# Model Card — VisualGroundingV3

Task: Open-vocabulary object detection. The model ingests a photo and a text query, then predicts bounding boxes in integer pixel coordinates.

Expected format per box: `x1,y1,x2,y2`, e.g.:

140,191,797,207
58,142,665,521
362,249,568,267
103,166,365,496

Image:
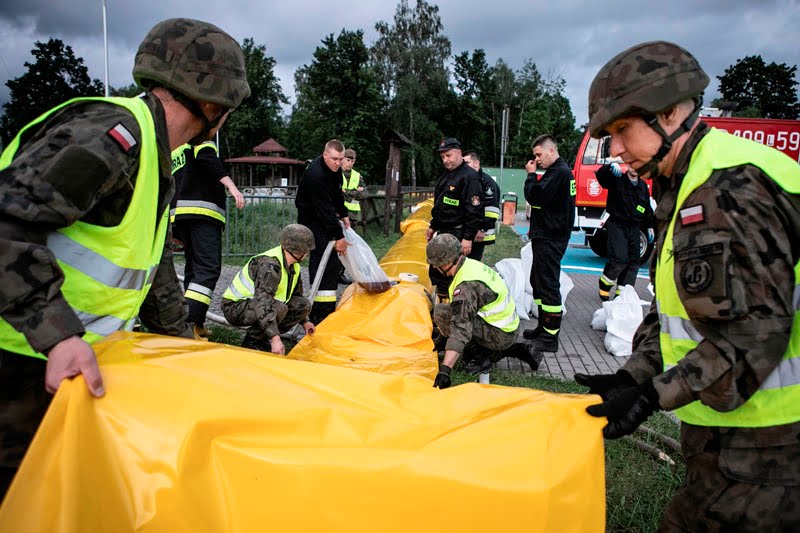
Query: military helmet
280,224,315,256
426,233,462,267
133,18,251,109
588,41,709,138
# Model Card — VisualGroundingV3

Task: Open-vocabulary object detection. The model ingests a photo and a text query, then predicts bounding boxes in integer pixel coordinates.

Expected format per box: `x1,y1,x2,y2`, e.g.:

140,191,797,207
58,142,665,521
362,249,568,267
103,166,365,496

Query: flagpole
102,0,109,96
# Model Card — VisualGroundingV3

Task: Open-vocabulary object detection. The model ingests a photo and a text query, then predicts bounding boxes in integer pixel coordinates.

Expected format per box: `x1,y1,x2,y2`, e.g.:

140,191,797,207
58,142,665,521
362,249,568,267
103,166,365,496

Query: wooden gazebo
225,138,307,193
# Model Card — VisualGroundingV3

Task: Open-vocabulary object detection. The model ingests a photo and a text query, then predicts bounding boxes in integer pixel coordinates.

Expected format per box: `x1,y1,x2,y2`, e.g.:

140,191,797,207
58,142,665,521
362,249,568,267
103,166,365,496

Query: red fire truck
572,115,800,262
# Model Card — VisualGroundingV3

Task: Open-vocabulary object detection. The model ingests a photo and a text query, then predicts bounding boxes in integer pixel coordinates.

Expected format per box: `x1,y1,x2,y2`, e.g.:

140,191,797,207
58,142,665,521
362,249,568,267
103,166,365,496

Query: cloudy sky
1,0,798,127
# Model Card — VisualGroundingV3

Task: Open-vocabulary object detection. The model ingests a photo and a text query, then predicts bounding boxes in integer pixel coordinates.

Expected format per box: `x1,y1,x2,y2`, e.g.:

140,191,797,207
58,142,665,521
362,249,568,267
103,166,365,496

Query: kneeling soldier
222,224,316,354
427,233,542,389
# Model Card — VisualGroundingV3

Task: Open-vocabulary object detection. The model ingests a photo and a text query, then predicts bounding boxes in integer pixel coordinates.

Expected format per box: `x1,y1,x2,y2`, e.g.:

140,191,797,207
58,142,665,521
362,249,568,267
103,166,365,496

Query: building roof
252,138,288,154
225,155,306,165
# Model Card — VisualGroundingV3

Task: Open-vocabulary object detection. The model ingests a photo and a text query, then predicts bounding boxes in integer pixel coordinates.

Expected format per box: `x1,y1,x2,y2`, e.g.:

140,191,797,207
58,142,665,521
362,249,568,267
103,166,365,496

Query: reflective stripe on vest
342,169,362,212
223,246,299,302
657,128,800,427
0,96,166,359
171,200,226,223
448,258,519,332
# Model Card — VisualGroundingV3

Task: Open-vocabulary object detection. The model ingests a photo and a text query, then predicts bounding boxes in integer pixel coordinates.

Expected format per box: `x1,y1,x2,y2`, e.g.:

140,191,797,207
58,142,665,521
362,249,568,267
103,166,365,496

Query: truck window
582,136,624,166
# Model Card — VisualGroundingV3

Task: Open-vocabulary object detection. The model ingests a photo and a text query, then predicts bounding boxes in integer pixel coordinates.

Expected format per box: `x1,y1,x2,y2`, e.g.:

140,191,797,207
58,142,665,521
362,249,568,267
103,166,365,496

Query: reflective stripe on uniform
47,232,149,291
185,283,213,305
659,313,705,343
76,311,127,338
173,200,226,223
314,290,337,303
484,206,501,219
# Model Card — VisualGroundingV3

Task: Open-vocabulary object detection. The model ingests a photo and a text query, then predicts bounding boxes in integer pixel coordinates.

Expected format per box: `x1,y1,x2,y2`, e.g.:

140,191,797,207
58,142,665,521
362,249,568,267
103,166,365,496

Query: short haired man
595,162,654,301
222,224,317,355
522,135,576,352
426,137,485,301
295,139,351,324
341,148,367,224
463,150,501,261
0,18,250,497
427,233,542,389
575,41,800,531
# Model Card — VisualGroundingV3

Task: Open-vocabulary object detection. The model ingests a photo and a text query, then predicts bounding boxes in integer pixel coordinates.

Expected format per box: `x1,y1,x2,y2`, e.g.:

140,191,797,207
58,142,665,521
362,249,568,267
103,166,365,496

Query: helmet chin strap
636,99,701,178
168,88,228,145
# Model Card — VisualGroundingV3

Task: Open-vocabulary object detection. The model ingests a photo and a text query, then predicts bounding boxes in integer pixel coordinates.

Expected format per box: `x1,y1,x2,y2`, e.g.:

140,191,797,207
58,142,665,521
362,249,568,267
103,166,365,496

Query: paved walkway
179,223,652,382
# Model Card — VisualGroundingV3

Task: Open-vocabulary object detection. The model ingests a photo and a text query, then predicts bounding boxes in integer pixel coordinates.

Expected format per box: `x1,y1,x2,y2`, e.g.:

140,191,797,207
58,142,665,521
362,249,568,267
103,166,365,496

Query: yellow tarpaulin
287,280,438,380
0,333,606,532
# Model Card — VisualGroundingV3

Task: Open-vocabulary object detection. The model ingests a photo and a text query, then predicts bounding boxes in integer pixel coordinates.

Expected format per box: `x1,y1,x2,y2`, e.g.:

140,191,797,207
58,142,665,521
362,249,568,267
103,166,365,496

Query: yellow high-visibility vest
449,258,519,332
342,169,362,212
223,246,300,302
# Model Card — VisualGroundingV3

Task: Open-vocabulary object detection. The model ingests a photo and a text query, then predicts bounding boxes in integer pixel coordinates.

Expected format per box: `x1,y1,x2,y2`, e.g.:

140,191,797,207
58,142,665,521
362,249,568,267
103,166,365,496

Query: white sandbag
495,258,533,320
602,285,644,356
591,308,607,331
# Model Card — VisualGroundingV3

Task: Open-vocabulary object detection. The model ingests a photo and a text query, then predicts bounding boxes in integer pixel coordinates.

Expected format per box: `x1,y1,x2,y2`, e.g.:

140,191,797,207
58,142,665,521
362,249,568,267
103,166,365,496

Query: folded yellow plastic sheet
0,333,606,532
287,281,438,380
380,200,434,290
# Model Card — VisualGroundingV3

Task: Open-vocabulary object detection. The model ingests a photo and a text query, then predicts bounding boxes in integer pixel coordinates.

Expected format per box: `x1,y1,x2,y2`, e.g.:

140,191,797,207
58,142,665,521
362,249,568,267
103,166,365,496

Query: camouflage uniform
622,121,800,531
0,94,191,494
433,281,518,364
221,256,311,342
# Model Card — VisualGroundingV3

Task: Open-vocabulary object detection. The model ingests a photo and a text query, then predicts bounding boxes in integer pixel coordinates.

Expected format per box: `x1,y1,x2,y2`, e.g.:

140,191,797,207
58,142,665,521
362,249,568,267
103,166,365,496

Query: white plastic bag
339,227,392,293
495,258,532,320
519,243,573,317
590,308,607,331
602,285,644,356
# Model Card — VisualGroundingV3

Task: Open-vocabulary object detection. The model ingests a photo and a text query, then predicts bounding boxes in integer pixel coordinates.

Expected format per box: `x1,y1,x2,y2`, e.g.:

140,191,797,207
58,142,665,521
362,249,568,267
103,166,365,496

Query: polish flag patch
107,123,137,152
680,205,704,226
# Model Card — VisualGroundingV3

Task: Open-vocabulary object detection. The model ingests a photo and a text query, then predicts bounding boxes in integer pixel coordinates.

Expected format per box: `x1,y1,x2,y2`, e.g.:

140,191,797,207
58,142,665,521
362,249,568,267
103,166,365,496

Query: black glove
433,364,452,389
585,380,660,439
574,370,636,399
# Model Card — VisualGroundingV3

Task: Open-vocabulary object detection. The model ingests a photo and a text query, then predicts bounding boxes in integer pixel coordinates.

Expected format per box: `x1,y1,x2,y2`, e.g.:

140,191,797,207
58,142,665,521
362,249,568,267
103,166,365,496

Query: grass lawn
209,219,684,533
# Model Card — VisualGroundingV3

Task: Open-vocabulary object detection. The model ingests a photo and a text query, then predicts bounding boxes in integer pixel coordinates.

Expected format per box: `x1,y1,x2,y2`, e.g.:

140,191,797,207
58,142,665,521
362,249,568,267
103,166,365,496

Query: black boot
504,342,543,372
522,305,544,340
532,311,562,353
241,332,268,351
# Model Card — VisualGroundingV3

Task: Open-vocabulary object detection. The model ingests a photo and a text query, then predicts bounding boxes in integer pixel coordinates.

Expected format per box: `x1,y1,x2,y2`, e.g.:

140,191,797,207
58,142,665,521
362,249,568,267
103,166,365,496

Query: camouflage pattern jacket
625,122,800,456
245,255,304,339
445,279,503,355
0,93,189,354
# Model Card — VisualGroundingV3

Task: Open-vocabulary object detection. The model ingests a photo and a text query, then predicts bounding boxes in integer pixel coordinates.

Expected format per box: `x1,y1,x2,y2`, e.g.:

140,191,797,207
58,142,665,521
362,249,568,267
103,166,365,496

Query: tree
1,38,103,143
450,49,495,164
372,0,452,187
219,38,287,159
110,83,145,98
285,30,386,179
716,55,799,119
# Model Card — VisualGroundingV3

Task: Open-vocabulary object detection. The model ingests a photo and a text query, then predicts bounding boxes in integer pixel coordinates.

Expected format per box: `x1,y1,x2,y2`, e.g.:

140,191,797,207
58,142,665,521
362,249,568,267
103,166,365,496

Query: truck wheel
639,230,654,265
588,230,608,258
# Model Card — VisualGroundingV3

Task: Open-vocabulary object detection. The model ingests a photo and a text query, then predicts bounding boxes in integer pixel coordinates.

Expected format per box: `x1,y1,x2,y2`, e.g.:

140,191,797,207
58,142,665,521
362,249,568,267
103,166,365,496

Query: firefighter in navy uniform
170,139,244,339
426,234,542,389
425,138,485,302
596,162,655,301
463,150,501,261
222,224,316,354
0,18,250,498
295,139,350,324
522,134,576,353
575,41,800,531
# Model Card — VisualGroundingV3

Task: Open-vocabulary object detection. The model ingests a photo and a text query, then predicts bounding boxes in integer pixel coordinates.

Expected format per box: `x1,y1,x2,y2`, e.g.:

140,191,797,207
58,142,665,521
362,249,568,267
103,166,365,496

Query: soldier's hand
303,321,316,336
585,381,659,439
335,237,351,256
461,239,472,256
269,335,286,356
574,370,636,399
46,336,105,397
433,364,452,389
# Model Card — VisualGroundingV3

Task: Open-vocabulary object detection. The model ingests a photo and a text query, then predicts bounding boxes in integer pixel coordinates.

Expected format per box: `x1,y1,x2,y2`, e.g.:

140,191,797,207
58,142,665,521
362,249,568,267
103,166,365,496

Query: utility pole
102,0,109,96
498,105,509,193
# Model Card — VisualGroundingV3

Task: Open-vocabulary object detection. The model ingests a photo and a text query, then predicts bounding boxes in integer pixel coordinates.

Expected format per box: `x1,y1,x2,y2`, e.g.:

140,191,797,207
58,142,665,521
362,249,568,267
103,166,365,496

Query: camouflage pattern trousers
221,295,311,340
433,303,518,363
659,424,800,532
0,351,50,500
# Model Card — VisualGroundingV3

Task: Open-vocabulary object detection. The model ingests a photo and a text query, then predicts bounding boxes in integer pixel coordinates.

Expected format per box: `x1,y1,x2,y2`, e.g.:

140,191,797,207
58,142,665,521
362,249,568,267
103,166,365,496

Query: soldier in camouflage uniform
0,18,250,498
426,234,542,389
574,41,800,531
222,224,316,355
